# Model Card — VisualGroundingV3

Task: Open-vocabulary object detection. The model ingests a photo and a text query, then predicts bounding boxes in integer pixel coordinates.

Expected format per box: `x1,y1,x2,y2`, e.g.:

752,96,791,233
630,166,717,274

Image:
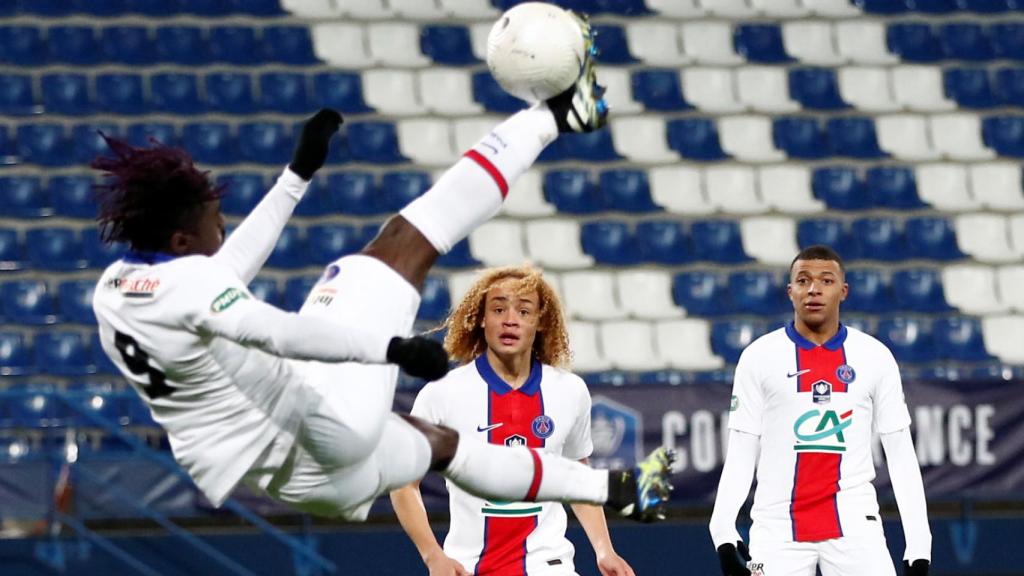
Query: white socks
443,436,608,505
399,104,558,254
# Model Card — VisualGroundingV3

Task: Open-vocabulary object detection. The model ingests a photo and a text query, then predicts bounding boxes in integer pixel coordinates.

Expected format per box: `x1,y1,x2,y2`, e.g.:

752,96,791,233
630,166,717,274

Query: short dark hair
91,133,224,252
789,245,845,276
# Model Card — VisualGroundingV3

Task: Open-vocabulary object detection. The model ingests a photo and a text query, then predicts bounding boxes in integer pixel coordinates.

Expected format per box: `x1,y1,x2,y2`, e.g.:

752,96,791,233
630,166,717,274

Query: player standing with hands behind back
710,246,931,576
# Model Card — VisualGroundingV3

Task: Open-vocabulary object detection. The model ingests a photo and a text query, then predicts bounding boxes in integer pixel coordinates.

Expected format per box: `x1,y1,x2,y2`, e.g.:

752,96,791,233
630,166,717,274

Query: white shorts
749,520,897,576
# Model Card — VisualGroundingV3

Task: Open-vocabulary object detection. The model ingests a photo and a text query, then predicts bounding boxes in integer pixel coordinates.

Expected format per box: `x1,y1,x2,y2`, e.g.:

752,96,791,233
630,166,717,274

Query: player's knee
398,413,458,471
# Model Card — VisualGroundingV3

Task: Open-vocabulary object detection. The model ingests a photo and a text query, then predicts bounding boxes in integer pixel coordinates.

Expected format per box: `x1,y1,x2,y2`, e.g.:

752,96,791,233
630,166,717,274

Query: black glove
904,559,929,576
289,108,343,180
386,336,449,381
717,541,752,576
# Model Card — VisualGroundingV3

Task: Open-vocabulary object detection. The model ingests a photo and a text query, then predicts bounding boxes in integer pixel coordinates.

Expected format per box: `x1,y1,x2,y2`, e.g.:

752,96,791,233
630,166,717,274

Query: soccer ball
486,2,585,103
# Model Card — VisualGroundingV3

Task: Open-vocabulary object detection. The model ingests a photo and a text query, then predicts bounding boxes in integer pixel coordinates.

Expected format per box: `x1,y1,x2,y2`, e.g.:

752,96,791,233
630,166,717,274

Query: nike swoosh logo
477,423,504,433
787,369,811,378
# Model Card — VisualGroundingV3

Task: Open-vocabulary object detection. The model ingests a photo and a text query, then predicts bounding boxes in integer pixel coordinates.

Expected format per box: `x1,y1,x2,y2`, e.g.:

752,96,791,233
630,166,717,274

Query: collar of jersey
474,354,542,396
785,321,847,351
123,250,180,265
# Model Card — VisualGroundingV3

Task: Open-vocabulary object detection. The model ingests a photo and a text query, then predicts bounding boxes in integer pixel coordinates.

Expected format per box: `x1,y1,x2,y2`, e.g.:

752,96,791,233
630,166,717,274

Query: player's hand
387,336,450,381
596,550,636,576
717,541,752,576
424,551,470,576
290,108,344,180
903,559,929,576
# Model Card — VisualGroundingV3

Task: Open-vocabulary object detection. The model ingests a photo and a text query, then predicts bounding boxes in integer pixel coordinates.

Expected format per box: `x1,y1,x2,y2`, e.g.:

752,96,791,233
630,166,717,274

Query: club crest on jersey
210,287,249,312
531,415,554,439
320,264,340,283
812,380,831,404
504,434,527,447
836,364,856,384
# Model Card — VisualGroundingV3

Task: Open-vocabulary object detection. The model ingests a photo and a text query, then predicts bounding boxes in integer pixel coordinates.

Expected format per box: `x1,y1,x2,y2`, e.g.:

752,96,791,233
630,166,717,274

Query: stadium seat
238,122,292,165
325,172,380,216
836,22,899,65
589,24,636,64
283,276,318,311
933,317,991,362
182,122,235,165
625,22,687,67
789,68,847,110
420,25,477,66
51,175,95,219
310,72,372,115
729,271,787,315
931,113,995,160
681,22,744,65
960,0,1013,11
759,166,824,214
470,221,526,266
217,173,264,216
783,22,843,66
148,73,201,114
600,321,659,370
914,0,957,11
390,0,445,17
436,238,479,269
681,68,744,113
101,26,154,65
291,176,333,217
26,228,86,271
867,166,925,209
692,221,750,263
855,0,909,13
264,225,305,269
734,24,792,64
503,170,555,218
368,23,432,67
567,321,611,372
471,71,528,113
1009,214,1024,257
719,116,786,162
995,67,1024,107
48,25,100,65
0,332,33,376
982,315,1024,364
580,221,639,265
312,22,374,68
905,217,964,260
380,171,431,212
827,117,887,159
877,317,934,363
35,332,93,377
852,218,905,261
72,123,119,164
706,166,767,215
417,276,450,322
16,124,72,166
209,26,260,65
887,23,943,63
797,218,854,256
0,26,47,67
306,224,362,266
843,268,891,313
95,73,146,115
916,164,978,211
0,228,22,271
940,23,994,61
0,73,33,116
997,265,1024,311
876,115,938,161
751,0,807,15
41,73,90,116
943,264,1004,314
156,26,207,65
204,73,255,114
711,320,765,364
636,220,691,265
561,271,626,321
945,68,996,109
544,170,603,214
631,69,690,111
561,130,621,162
955,213,1018,263
773,117,829,160
346,122,406,164
969,163,1024,210
813,167,871,211
617,270,683,319
657,319,725,370
704,0,757,16
0,176,49,217
741,217,800,265
58,280,96,325
262,26,318,64
609,117,679,164
418,69,483,116
992,24,1024,61
259,72,309,114
600,68,643,115
600,170,658,213
982,116,1024,158
2,280,59,325
892,268,950,313
126,122,176,148
82,229,124,269
525,220,593,269
667,118,728,161
839,67,899,112
892,66,956,112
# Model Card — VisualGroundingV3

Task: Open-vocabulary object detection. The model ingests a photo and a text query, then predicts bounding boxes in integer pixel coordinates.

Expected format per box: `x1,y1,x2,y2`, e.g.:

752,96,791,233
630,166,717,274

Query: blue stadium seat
544,170,603,214
421,25,478,66
283,276,318,311
326,172,380,216
734,24,792,64
26,228,86,271
292,177,333,217
238,122,292,166
887,23,943,63
593,24,637,64
248,277,280,307
866,166,924,209
673,271,733,316
914,0,957,12
844,268,891,313
2,280,59,325
562,131,621,161
0,74,33,115
712,320,767,363
905,217,964,260
812,167,871,210
227,0,286,16
472,71,529,113
944,68,996,109
82,229,124,269
58,280,96,325
789,68,848,110
729,271,787,315
35,332,93,376
313,72,373,114
205,73,255,114
0,175,49,217
264,225,305,269
381,171,431,212
601,170,658,213
126,122,177,147
892,268,950,312
592,0,650,14
854,0,909,13
95,73,147,115
72,123,120,164
0,228,23,271
581,220,639,265
306,224,362,265
773,117,830,160
637,220,691,265
124,0,175,15
346,122,406,164
47,25,101,65
852,218,905,261
961,0,1013,11
156,26,207,65
995,67,1024,106
64,381,127,429
941,23,995,61
76,0,125,16
259,72,309,114
209,26,260,65
51,175,96,219
182,122,236,165
826,118,886,159
0,26,47,67
992,23,1024,60
933,317,990,362
218,173,265,216
982,116,1024,157
691,220,750,263
0,332,33,376
9,383,69,427
100,26,154,65
667,119,728,161
151,73,203,114
418,276,451,322
262,26,318,64
16,124,72,166
877,317,934,363
41,73,91,115
177,0,231,15
632,69,690,111
797,218,854,256
89,333,117,377
436,238,479,268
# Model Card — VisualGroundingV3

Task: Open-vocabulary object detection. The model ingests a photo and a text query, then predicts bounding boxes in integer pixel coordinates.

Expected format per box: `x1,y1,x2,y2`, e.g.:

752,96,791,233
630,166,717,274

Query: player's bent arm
709,429,760,548
881,427,932,563
390,482,465,574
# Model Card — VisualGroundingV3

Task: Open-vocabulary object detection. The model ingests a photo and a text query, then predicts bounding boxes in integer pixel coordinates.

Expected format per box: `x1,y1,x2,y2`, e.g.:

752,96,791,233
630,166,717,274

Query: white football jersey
728,323,911,543
412,356,594,575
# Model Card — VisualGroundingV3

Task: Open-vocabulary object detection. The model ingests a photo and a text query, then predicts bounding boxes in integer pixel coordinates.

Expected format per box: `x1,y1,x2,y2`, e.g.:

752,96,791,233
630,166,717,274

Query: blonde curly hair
443,264,571,369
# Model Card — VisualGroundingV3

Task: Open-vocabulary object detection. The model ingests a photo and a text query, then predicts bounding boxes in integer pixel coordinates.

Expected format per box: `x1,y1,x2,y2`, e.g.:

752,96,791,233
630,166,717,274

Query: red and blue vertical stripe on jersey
786,322,848,542
474,355,545,576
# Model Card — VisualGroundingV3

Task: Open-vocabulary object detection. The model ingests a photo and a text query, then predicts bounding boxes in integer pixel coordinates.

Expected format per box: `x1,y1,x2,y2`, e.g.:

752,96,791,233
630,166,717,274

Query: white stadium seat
525,220,593,270
568,321,612,372
626,21,688,66
838,67,899,112
282,0,342,17
601,321,662,371
655,319,725,371
969,163,1024,211
804,0,862,16
753,0,808,17
930,114,996,161
362,69,424,115
718,116,786,163
311,23,373,68
891,66,956,112
469,220,527,266
681,22,744,65
706,0,758,17
439,0,499,18
836,22,899,64
997,265,1024,312
736,67,800,113
759,165,825,214
561,271,626,321
741,217,800,265
397,119,456,166
649,166,715,215
682,68,744,113
876,115,939,161
368,23,431,67
469,22,491,61
783,21,843,65
389,0,446,18
500,170,556,218
616,270,684,320
646,0,703,18
706,165,768,214
609,116,679,163
915,164,981,211
1011,214,1024,257
941,264,1005,315
418,69,483,116
336,0,392,18
954,213,1019,263
600,68,643,114
453,116,500,154
981,315,1024,364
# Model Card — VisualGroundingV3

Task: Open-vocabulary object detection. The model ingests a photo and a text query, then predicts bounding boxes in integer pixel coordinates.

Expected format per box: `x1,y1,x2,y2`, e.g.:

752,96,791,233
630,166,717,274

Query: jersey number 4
114,331,174,400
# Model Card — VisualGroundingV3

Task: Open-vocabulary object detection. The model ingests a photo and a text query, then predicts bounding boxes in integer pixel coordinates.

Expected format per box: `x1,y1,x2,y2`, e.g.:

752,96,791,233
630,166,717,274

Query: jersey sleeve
410,381,445,426
562,375,594,461
728,345,764,436
873,344,912,434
